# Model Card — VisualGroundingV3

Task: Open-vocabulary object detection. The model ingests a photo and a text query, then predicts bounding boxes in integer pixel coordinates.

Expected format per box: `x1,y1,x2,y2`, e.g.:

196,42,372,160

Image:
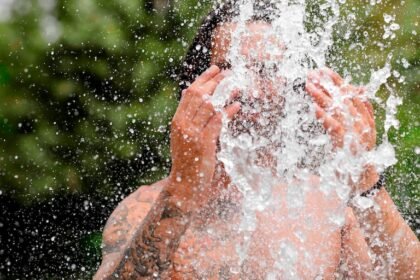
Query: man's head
179,0,328,173
178,0,278,94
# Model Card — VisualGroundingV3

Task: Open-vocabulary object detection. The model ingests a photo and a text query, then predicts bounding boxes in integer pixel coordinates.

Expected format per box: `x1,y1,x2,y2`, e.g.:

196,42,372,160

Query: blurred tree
0,0,213,202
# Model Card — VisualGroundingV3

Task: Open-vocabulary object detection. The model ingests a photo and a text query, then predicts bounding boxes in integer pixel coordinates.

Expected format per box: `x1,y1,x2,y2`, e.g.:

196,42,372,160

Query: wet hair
177,0,277,98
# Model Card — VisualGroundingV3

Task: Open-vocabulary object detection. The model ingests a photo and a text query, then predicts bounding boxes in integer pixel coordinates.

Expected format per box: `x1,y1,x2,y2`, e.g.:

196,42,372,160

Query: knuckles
185,86,201,97
201,101,215,111
170,118,183,131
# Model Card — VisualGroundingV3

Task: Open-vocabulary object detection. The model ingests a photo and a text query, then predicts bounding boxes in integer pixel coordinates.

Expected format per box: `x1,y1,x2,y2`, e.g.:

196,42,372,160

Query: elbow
93,225,125,280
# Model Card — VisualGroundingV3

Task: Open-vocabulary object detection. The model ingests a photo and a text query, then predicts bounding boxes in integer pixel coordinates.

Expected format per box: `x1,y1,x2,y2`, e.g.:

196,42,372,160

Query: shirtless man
95,2,419,279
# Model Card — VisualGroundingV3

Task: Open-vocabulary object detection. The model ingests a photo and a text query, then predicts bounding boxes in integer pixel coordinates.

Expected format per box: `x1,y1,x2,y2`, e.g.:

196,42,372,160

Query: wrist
165,175,194,214
349,171,384,211
360,173,385,198
353,164,379,194
371,188,403,237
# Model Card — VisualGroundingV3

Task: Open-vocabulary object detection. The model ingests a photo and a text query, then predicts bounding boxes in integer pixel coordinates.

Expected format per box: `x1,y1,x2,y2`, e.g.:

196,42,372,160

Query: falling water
204,0,401,278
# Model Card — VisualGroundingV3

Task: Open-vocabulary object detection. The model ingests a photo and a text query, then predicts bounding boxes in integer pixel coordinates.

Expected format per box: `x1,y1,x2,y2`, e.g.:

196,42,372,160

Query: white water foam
206,0,399,277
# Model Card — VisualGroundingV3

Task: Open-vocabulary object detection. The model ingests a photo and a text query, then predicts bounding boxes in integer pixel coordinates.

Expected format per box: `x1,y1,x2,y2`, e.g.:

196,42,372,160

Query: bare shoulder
94,179,169,280
102,179,168,252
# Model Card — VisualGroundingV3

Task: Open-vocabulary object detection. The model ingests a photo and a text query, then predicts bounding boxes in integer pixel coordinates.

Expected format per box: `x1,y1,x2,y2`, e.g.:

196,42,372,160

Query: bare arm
306,68,419,278
352,188,420,278
95,66,240,279
94,179,189,280
341,207,373,279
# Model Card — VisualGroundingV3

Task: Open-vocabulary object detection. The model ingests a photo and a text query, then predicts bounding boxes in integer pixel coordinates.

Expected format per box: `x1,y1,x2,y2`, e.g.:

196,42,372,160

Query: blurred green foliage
0,0,418,278
0,0,212,203
329,0,419,217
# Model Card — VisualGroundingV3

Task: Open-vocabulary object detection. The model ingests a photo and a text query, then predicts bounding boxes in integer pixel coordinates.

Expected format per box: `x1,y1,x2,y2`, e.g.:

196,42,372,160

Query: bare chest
171,192,343,279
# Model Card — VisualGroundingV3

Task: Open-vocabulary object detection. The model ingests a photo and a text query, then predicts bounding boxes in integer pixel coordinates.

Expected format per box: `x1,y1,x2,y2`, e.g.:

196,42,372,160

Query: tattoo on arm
99,188,190,279
102,204,131,255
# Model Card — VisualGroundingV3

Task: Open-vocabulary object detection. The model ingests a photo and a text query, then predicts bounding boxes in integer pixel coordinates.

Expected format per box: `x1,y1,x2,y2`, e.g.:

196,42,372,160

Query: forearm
352,188,420,278
109,195,189,279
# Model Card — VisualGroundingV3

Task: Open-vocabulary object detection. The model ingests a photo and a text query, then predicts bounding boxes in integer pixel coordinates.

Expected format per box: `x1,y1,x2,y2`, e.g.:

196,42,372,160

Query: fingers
184,92,208,120
201,113,223,157
350,85,376,131
308,68,377,151
344,96,375,140
224,102,241,119
203,70,231,94
174,90,191,116
192,101,215,129
179,91,240,142
202,102,241,143
178,65,221,114
308,69,347,101
352,97,374,128
316,100,375,151
346,85,375,123
306,82,332,108
315,105,344,148
353,98,376,149
227,88,241,104
192,65,220,86
182,69,230,121
307,71,372,123
315,104,343,134
363,101,374,119
320,68,343,86
343,98,359,117
307,68,343,89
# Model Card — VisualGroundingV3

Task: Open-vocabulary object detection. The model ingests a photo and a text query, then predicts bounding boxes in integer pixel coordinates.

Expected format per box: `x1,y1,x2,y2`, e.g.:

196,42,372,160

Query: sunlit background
0,0,418,278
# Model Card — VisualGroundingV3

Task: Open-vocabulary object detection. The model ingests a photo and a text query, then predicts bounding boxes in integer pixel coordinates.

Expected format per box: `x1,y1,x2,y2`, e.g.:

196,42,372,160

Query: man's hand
306,68,376,151
167,65,240,213
305,68,378,193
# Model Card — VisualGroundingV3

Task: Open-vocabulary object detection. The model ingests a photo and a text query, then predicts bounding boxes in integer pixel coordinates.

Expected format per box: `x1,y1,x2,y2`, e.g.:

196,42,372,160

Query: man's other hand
167,65,240,213
305,68,378,193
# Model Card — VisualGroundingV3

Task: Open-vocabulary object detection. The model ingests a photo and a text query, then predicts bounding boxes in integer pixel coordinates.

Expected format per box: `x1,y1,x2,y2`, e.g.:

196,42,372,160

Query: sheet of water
205,0,400,278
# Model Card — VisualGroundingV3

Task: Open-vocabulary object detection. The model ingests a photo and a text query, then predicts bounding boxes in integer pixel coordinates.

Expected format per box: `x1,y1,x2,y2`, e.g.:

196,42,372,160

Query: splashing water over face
206,0,398,277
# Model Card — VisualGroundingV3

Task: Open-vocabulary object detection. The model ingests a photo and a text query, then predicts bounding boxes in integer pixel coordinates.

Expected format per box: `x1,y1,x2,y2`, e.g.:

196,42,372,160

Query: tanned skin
94,66,241,279
95,23,419,279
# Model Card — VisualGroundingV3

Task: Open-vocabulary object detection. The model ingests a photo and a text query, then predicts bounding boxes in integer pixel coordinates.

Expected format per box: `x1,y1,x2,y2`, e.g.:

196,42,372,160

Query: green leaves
0,64,11,85
0,0,212,203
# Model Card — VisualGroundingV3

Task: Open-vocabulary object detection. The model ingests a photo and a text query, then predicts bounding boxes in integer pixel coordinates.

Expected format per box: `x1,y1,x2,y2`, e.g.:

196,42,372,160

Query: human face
211,21,285,77
210,21,288,107
209,22,327,173
210,22,287,136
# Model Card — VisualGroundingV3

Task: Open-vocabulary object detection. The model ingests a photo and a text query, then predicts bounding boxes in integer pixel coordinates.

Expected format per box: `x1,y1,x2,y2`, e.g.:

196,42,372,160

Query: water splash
208,0,399,277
